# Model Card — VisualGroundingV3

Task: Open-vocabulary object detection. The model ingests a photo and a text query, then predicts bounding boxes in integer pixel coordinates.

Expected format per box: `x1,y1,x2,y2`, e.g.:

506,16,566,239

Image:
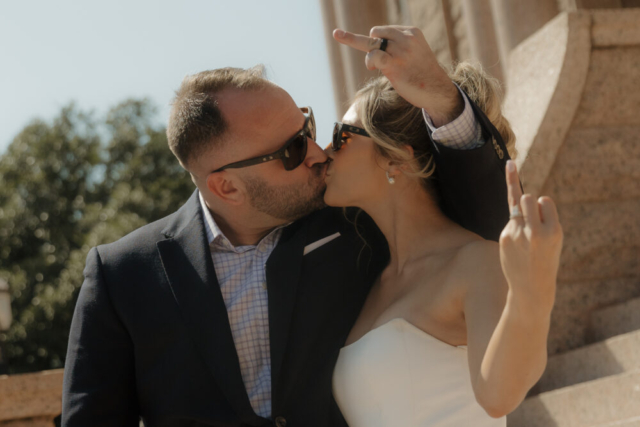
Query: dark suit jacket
61,99,511,427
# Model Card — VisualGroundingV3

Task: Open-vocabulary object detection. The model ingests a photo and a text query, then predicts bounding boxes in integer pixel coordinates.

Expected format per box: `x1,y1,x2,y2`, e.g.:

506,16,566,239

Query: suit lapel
266,219,309,392
156,191,264,425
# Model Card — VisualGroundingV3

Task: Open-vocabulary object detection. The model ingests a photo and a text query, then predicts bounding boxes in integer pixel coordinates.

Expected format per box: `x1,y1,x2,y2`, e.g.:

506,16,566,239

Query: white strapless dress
333,318,506,427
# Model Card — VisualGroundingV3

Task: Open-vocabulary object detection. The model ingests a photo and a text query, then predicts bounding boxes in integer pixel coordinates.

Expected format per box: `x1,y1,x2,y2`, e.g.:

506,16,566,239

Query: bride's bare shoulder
458,238,499,259
450,238,503,286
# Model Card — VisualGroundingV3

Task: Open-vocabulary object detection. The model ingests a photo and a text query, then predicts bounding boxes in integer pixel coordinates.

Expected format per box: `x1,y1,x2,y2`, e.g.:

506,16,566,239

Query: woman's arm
462,161,563,418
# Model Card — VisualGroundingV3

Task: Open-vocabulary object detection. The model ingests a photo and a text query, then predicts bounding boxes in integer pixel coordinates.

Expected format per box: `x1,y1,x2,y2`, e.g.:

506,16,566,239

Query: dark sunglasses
211,106,316,173
331,122,370,152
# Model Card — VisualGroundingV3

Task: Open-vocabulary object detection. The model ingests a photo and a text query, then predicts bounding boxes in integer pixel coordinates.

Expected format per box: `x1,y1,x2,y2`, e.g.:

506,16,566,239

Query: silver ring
510,205,524,219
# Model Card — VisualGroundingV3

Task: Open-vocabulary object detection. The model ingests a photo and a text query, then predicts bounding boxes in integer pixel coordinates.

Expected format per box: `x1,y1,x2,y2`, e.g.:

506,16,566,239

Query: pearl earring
386,171,395,185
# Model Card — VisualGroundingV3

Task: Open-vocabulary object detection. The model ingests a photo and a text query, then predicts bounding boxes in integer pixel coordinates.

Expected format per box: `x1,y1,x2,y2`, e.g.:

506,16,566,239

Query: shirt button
274,416,287,427
261,281,267,290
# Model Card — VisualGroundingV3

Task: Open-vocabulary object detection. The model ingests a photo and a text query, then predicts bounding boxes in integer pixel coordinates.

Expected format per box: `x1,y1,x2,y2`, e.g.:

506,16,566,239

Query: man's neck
211,210,280,246
199,190,285,246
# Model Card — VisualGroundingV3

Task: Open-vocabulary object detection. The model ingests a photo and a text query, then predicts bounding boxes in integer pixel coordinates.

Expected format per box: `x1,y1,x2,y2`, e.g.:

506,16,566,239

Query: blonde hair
353,61,516,189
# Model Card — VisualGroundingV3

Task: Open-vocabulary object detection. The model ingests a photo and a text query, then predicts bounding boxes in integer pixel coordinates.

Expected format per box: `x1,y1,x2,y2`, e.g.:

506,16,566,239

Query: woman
327,27,563,426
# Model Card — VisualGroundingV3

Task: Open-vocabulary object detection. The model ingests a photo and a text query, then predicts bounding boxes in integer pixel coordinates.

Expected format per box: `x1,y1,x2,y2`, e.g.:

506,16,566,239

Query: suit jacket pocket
302,234,343,269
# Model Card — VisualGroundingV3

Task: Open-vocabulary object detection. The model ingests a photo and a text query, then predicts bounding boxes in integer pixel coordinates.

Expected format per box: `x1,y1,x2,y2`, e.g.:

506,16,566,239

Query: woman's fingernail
507,160,515,172
335,29,345,38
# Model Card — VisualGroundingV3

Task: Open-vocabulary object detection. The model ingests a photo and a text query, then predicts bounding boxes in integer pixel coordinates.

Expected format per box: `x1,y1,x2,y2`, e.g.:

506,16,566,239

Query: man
62,27,511,426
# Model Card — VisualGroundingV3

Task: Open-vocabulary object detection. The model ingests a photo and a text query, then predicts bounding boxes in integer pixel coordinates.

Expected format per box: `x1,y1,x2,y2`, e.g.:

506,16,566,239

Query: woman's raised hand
333,26,463,126
499,160,563,313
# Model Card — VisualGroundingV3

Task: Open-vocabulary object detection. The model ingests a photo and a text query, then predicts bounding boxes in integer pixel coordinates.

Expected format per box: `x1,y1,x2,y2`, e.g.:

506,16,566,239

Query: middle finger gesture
333,25,462,126
499,160,563,311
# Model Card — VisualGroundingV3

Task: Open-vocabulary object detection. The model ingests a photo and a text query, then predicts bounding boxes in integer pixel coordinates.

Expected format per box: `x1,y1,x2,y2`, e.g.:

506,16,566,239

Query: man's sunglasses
212,106,316,173
330,122,370,152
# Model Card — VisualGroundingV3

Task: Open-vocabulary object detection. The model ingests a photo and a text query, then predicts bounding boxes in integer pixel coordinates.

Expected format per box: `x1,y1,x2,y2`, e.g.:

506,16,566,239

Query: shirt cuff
422,85,484,151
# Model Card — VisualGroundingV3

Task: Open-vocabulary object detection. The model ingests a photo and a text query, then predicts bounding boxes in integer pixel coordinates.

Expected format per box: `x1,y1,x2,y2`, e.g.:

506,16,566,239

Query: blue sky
0,0,337,153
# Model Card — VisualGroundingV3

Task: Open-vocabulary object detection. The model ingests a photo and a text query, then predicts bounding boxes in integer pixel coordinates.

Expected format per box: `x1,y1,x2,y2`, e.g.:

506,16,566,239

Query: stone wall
0,370,62,426
500,8,640,355
539,11,640,354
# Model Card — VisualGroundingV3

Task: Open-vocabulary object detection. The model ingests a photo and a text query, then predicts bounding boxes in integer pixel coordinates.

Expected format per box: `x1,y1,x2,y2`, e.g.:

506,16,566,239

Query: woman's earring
386,171,396,185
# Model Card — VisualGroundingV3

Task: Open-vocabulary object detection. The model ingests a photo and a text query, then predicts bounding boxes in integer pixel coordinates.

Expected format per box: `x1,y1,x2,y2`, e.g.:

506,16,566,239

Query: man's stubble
243,163,327,222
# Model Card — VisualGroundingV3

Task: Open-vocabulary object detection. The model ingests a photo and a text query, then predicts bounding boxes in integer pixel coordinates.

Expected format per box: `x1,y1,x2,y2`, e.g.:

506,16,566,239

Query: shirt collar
199,191,226,245
198,191,290,252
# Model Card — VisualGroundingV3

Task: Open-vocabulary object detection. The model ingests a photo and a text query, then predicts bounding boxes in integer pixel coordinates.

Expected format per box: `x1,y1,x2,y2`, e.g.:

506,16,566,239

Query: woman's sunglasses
212,106,316,173
331,122,370,152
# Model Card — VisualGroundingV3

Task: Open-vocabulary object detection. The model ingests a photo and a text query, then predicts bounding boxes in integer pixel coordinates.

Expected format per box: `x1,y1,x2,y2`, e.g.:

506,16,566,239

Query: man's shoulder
96,190,200,259
302,206,345,226
96,211,180,261
299,207,387,275
302,206,379,239
449,238,502,291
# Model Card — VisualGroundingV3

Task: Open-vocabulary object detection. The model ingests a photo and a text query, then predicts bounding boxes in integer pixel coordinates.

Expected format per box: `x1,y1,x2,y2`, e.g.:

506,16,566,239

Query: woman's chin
323,195,339,207
323,189,344,208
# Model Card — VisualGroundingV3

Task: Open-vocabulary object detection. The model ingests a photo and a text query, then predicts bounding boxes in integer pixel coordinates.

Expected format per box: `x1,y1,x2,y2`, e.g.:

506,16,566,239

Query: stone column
461,0,504,82
558,0,629,10
319,0,349,117
489,0,559,77
325,0,389,116
576,0,623,8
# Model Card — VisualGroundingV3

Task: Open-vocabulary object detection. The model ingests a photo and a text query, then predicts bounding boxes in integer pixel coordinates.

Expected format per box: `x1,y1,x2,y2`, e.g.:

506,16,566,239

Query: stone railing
0,370,63,426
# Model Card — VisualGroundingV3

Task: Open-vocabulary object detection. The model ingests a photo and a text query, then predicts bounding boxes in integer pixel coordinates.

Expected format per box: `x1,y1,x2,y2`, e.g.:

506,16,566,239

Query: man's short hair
167,65,273,167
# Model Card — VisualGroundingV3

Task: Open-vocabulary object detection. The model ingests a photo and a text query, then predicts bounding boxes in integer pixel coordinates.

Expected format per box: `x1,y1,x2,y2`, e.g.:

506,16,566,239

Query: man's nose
304,138,328,167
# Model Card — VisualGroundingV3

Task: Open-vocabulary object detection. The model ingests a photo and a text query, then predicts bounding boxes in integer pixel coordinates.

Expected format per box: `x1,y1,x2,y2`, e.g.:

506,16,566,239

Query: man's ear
206,172,245,206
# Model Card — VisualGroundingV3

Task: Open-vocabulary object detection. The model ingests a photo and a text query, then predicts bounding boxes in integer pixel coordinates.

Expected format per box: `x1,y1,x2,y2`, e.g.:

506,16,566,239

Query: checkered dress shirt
423,84,484,151
197,90,483,419
199,192,287,418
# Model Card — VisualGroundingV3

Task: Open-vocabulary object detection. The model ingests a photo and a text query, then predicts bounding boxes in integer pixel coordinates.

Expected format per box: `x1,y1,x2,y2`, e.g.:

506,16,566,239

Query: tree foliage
0,99,194,373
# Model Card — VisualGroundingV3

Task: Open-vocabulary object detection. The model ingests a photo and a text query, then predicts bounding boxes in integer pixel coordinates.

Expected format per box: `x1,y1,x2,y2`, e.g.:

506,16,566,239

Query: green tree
0,99,194,374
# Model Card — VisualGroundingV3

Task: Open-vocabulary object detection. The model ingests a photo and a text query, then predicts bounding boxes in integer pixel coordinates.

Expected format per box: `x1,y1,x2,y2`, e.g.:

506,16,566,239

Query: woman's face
324,103,388,208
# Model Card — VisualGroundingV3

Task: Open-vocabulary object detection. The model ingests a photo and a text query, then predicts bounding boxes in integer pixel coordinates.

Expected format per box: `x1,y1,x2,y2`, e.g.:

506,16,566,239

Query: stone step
533,328,640,394
591,297,640,341
548,277,640,355
507,369,640,427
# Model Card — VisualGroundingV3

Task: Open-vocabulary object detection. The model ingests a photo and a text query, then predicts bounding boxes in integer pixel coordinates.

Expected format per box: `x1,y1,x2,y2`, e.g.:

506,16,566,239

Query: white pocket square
303,232,341,255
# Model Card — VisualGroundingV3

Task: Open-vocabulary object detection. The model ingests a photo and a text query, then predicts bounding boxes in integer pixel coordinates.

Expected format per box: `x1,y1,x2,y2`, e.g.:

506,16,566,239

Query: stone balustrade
0,370,63,427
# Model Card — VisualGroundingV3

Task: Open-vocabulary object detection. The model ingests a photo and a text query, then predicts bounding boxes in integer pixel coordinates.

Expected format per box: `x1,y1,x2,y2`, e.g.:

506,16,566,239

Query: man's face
198,86,329,222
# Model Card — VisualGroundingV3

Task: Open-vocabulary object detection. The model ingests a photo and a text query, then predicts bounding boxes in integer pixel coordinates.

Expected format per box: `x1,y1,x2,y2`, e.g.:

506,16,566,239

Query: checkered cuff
422,85,485,151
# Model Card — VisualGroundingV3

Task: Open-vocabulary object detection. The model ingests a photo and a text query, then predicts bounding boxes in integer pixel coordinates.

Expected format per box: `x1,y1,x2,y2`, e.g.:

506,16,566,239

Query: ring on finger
379,38,389,52
509,204,524,219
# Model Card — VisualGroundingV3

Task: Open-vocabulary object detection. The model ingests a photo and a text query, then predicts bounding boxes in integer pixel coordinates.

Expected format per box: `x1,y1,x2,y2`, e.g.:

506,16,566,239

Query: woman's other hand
500,160,563,313
333,26,463,127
